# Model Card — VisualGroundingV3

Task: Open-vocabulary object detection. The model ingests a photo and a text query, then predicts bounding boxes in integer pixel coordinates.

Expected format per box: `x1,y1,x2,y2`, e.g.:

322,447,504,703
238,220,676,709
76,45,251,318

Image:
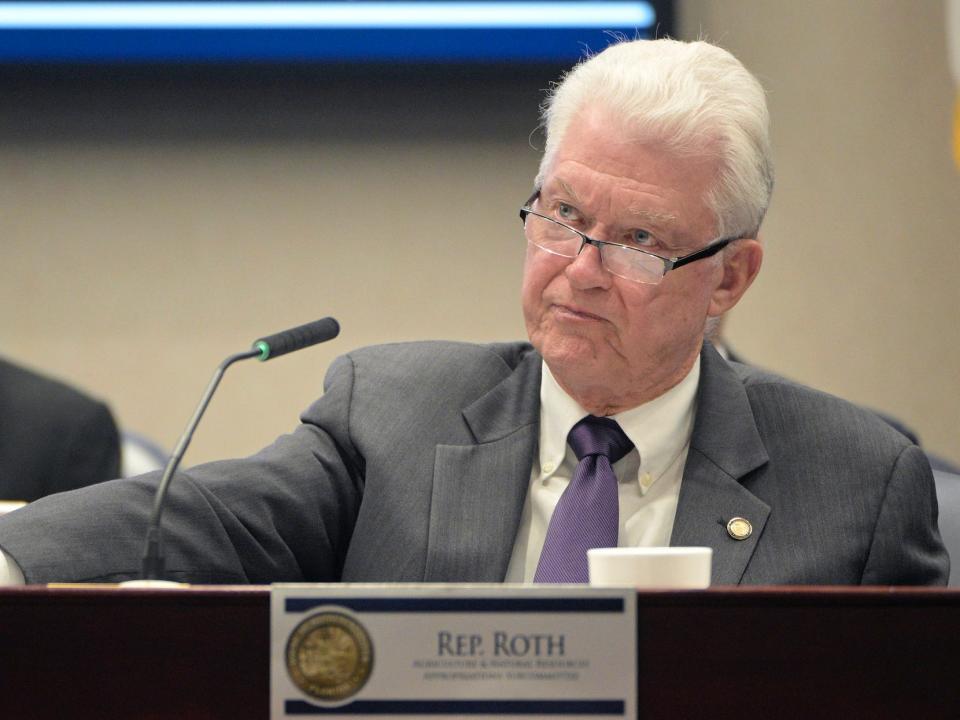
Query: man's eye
629,229,655,246
556,203,581,223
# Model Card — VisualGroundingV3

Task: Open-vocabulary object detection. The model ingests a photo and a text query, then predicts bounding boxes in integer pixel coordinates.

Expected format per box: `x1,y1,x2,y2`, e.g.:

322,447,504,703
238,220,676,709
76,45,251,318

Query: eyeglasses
519,193,742,285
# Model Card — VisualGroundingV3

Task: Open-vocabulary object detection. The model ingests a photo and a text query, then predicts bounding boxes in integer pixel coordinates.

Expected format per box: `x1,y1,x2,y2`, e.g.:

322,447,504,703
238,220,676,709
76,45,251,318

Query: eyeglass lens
523,213,665,284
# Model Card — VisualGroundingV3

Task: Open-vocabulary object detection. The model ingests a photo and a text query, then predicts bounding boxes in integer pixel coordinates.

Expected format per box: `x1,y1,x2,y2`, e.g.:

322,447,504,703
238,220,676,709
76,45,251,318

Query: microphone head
254,317,340,361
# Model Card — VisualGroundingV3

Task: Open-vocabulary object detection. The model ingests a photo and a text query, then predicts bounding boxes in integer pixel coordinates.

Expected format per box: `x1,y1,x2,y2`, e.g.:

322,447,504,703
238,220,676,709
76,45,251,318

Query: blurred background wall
2,0,958,467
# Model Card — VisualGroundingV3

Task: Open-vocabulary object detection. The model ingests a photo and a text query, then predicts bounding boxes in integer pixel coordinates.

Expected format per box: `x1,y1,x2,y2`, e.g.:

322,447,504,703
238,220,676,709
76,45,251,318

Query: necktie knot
567,416,633,464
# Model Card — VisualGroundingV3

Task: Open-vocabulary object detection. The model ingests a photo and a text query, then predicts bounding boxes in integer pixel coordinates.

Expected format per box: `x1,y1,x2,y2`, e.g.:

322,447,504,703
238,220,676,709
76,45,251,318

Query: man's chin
534,335,606,373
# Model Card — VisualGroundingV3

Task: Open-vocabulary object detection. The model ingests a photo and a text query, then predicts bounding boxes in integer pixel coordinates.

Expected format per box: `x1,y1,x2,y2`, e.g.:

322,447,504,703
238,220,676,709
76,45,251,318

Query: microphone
253,316,340,361
136,317,340,583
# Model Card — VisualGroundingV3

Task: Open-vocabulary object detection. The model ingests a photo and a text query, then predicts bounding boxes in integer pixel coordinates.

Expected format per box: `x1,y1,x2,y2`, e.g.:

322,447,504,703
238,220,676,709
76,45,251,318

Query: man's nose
565,240,613,290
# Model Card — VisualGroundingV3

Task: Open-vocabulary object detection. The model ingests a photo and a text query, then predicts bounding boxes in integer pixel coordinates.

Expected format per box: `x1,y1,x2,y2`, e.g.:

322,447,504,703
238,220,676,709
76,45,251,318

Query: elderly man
0,39,947,585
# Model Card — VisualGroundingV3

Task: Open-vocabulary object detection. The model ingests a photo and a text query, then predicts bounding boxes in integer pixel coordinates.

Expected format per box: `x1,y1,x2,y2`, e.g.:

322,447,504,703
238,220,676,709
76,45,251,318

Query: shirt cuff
0,547,26,585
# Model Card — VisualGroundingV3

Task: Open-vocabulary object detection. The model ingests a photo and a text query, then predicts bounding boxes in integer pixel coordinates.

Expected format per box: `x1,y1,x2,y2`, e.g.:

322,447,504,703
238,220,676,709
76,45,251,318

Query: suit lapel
424,351,541,581
670,345,771,584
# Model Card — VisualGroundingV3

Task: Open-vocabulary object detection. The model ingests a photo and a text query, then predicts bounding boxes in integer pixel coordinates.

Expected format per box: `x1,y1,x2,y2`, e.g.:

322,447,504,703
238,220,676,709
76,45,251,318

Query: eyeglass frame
519,190,746,283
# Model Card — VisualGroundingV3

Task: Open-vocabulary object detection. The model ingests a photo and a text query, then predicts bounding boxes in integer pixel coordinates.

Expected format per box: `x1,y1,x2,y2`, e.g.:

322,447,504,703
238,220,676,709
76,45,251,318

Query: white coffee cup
587,547,712,588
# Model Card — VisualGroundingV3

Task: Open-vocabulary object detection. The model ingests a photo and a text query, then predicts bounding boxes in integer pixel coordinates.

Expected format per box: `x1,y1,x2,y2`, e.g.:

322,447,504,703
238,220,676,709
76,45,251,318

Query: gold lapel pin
726,517,753,541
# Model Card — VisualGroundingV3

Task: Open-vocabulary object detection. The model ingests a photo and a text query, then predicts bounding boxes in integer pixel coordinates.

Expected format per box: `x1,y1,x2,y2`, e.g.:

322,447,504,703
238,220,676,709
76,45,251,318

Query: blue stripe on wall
0,27,648,62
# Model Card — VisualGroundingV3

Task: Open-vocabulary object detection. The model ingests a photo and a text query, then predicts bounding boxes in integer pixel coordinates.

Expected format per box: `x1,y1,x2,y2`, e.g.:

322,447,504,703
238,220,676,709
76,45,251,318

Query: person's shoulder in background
0,356,120,501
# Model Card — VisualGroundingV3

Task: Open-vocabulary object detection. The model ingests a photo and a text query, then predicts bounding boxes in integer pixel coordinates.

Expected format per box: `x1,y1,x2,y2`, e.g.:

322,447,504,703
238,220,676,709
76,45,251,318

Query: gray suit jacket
0,341,947,585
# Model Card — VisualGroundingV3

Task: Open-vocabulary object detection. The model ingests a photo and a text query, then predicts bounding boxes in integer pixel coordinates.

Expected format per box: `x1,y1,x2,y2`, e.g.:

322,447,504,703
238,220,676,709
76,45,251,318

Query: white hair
537,39,774,239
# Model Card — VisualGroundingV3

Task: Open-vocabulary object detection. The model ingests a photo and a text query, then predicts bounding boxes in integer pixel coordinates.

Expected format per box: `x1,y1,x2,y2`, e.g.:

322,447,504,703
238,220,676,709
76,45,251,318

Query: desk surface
1,585,958,719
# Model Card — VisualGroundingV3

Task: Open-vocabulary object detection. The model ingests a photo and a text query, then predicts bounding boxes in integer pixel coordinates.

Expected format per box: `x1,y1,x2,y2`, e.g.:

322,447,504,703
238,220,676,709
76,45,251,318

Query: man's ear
708,238,763,317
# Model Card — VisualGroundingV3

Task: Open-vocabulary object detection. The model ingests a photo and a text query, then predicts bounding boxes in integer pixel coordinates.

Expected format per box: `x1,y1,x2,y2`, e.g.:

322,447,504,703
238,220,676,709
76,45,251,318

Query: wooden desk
1,586,957,719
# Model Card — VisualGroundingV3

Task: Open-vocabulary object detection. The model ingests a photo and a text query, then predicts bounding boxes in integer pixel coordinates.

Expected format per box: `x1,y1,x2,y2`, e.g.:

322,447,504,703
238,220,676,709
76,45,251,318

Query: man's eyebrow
624,206,678,226
553,180,582,203
546,181,678,229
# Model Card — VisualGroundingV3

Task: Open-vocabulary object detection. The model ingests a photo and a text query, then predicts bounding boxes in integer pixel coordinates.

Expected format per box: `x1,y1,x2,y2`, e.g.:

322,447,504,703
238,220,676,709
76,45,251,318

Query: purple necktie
534,415,634,583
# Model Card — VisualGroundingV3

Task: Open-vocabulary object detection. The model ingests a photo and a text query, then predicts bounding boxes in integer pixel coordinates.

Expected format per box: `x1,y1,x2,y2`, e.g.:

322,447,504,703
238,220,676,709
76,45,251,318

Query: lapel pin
726,517,753,541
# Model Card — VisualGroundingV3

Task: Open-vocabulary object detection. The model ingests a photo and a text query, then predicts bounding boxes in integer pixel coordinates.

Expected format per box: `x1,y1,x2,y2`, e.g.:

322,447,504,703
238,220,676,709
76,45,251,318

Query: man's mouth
553,304,605,322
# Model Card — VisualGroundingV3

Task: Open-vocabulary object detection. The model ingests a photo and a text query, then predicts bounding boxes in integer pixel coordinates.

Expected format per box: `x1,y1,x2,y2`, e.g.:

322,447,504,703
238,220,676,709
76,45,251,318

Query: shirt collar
538,357,700,489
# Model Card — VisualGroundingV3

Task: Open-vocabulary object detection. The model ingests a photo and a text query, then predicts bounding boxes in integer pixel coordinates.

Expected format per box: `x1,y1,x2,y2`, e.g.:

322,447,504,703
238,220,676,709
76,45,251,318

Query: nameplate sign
271,584,636,719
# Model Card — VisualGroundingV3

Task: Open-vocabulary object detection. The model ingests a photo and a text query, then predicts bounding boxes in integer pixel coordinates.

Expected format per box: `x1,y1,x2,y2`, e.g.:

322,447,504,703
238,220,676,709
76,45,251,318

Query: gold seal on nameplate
286,611,374,702
726,517,753,541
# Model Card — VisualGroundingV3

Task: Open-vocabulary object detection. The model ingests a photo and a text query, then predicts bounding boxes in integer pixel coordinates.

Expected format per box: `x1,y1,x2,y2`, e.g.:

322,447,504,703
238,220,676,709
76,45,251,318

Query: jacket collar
461,348,542,443
423,348,541,581
670,343,771,584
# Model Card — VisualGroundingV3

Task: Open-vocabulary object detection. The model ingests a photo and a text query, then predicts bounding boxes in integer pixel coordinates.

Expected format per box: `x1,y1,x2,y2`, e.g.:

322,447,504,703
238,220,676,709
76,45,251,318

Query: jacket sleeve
860,444,950,585
0,354,363,585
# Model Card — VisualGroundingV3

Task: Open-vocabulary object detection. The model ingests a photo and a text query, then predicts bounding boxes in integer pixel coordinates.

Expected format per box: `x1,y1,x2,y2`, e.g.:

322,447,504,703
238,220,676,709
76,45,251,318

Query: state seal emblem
285,611,374,702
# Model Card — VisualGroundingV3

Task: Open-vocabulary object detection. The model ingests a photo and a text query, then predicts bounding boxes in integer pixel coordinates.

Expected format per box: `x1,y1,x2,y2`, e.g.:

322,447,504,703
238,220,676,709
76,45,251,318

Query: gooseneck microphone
138,317,340,582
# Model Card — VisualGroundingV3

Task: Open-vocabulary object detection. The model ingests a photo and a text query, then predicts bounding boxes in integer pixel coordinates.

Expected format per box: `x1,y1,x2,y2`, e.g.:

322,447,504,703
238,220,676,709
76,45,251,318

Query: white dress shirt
0,501,24,583
0,545,24,585
503,358,700,582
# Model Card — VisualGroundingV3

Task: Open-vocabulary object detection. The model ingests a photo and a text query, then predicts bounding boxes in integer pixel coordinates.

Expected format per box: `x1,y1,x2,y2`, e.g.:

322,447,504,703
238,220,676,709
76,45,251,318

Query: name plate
271,584,636,718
